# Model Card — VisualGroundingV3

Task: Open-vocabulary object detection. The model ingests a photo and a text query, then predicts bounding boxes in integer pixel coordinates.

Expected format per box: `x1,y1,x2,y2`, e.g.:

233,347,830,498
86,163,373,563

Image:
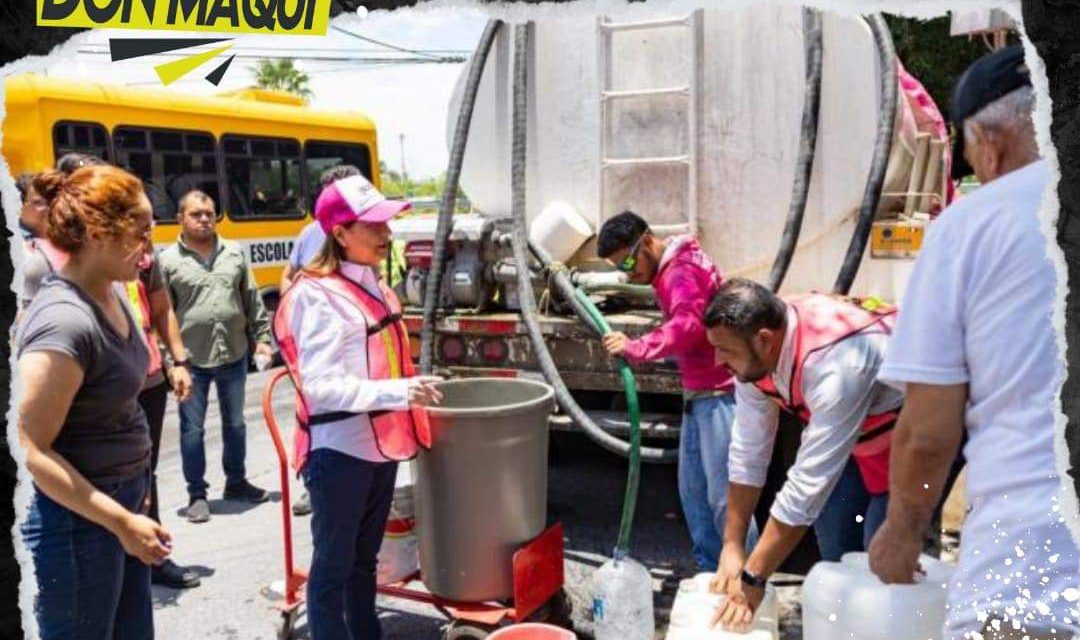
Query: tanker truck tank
445,3,943,302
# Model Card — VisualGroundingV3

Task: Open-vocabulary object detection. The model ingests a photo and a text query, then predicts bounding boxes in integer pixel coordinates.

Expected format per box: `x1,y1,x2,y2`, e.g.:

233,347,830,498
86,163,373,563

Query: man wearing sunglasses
597,211,757,571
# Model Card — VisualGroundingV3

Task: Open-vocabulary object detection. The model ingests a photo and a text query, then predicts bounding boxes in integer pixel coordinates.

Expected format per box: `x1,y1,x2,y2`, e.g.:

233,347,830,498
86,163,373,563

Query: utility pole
399,133,408,196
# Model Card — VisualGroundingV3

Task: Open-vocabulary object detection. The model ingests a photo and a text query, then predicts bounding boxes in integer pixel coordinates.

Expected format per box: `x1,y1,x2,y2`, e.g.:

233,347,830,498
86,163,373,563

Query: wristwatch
740,569,768,590
172,358,190,369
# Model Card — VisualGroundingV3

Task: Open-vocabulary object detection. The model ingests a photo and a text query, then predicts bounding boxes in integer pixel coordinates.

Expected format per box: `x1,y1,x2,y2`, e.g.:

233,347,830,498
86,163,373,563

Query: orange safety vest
274,270,432,471
754,293,899,495
123,279,163,380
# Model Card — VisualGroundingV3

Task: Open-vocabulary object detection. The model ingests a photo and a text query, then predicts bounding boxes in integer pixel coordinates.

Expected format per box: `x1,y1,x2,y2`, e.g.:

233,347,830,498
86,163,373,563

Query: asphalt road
151,367,804,640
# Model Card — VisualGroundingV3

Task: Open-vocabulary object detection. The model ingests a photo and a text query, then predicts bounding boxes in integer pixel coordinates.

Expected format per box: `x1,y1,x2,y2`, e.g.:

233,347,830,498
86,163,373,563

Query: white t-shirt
878,160,1079,639
288,221,327,270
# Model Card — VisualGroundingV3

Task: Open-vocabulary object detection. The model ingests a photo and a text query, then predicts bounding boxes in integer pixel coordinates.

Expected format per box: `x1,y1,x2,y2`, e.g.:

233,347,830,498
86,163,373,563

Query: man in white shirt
280,164,363,293
705,278,906,632
869,44,1079,640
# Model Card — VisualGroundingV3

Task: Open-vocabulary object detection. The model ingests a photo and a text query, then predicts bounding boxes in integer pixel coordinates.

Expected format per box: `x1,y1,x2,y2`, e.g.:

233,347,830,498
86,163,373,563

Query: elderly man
869,44,1079,640
160,190,274,523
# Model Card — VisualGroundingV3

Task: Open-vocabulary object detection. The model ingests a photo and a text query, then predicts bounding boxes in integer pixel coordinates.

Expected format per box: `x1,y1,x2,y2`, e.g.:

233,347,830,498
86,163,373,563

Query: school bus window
304,140,372,207
113,126,220,223
52,121,110,163
223,134,304,219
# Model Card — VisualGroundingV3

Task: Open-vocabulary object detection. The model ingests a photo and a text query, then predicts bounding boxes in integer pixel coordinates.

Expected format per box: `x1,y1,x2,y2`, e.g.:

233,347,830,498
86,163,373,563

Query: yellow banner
37,0,331,36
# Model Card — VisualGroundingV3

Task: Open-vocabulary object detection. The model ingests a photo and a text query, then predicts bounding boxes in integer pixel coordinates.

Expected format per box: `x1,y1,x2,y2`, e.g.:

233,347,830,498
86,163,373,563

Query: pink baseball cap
314,175,411,233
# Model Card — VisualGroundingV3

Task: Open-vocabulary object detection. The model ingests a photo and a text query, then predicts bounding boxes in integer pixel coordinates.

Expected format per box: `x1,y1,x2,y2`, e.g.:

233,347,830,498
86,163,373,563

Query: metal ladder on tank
597,9,703,237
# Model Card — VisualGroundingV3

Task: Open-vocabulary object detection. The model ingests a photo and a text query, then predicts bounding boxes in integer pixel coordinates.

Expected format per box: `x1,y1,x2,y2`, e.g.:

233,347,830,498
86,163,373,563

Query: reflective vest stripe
123,278,162,380
273,270,432,472
754,293,898,494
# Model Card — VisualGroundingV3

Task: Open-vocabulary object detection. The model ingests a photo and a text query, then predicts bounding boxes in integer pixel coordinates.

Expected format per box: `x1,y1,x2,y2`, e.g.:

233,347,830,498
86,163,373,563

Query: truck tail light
438,336,466,363
480,338,508,364
405,241,434,269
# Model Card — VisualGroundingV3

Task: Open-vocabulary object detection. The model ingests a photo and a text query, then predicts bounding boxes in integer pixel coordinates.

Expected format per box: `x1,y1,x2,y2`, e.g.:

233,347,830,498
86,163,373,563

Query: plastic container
592,553,654,640
803,552,955,640
376,462,419,585
415,378,555,602
665,573,778,639
529,201,594,264
488,623,577,639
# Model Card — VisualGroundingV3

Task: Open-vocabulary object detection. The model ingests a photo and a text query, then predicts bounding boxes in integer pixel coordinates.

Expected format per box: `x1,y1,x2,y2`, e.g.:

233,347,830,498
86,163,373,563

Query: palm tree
250,59,313,100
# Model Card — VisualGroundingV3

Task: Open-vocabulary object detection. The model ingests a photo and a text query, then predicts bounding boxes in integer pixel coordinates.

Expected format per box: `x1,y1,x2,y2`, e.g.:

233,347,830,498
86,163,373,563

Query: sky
28,7,489,179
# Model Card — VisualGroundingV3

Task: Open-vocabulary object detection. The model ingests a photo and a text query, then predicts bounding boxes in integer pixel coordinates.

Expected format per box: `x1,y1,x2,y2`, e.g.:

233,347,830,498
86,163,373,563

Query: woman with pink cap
273,175,443,639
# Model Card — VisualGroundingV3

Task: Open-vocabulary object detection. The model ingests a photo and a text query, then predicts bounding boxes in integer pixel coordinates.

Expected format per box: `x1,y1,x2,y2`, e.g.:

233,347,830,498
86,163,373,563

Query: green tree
250,58,313,99
886,15,1018,117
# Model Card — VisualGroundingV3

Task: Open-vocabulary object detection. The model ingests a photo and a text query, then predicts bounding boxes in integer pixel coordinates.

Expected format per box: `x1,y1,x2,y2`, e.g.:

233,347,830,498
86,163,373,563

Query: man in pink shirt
599,211,757,570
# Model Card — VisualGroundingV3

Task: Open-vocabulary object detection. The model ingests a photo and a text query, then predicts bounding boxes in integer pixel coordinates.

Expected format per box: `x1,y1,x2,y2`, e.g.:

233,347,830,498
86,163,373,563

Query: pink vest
755,294,898,494
274,271,432,471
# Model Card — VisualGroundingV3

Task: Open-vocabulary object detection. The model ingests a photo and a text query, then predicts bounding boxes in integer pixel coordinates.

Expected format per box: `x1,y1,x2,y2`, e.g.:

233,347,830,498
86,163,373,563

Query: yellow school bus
2,73,382,311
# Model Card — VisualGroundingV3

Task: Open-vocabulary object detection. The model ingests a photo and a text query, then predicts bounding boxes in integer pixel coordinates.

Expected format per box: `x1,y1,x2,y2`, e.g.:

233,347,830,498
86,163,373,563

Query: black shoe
152,559,201,589
224,479,269,504
186,498,210,523
292,490,312,517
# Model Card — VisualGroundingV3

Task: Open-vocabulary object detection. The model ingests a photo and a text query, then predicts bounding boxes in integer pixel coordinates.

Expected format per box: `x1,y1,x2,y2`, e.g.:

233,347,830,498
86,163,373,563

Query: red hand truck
261,369,572,640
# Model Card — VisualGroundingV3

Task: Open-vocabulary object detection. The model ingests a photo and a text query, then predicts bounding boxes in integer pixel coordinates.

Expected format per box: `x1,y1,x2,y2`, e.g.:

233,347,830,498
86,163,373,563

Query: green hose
578,282,655,300
574,288,641,554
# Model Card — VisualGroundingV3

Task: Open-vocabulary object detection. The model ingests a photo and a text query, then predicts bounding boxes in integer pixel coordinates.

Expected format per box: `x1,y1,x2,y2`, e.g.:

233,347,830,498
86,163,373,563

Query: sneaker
223,479,269,504
187,498,210,523
292,490,312,517
152,559,201,589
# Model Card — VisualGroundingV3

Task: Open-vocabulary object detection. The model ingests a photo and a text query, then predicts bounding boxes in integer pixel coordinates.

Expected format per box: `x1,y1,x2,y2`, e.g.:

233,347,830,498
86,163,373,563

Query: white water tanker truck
392,4,952,455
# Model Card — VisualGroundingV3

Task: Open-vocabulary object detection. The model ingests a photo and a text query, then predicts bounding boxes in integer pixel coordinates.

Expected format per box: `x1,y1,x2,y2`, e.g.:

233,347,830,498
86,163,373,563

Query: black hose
832,13,898,296
768,7,823,293
419,19,502,374
508,23,677,464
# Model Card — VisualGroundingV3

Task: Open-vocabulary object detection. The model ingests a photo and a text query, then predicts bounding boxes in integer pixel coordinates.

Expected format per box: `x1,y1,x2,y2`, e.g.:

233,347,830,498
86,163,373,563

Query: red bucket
486,623,576,639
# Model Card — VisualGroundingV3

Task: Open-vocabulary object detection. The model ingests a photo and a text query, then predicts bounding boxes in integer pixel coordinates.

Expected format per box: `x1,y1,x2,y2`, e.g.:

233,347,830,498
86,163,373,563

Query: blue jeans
21,475,153,640
179,355,249,500
679,394,759,571
813,457,888,561
303,448,397,640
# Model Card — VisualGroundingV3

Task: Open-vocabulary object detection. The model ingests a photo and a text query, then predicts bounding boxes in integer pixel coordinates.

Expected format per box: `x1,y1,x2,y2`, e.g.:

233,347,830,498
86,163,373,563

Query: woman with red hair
16,165,171,640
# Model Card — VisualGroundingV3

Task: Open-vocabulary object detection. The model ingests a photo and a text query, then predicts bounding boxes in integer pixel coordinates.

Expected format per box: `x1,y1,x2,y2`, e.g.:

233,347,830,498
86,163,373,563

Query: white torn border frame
0,1,1076,639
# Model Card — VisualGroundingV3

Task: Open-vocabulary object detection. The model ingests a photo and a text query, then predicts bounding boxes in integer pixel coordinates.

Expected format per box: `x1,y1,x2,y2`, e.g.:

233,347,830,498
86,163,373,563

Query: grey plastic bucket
415,377,555,602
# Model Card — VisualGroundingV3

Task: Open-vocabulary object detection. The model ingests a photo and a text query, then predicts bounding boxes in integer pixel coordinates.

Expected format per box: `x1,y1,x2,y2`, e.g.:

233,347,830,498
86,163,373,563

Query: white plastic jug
376,462,419,585
665,573,779,640
529,201,594,264
592,553,654,640
803,552,955,640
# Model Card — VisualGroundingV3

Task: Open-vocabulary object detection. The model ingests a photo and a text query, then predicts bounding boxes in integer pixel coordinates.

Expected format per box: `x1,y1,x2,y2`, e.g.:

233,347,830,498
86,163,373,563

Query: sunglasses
616,233,646,273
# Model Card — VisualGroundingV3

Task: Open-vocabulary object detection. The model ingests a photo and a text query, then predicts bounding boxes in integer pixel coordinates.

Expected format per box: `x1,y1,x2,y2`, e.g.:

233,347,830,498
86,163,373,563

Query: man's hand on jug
710,541,746,595
409,376,444,406
603,332,629,357
868,516,923,584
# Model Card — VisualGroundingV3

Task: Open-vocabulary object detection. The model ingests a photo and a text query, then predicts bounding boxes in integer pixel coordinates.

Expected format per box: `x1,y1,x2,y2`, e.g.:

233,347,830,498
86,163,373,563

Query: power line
76,48,465,63
330,25,466,63
77,45,471,55
118,57,461,86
